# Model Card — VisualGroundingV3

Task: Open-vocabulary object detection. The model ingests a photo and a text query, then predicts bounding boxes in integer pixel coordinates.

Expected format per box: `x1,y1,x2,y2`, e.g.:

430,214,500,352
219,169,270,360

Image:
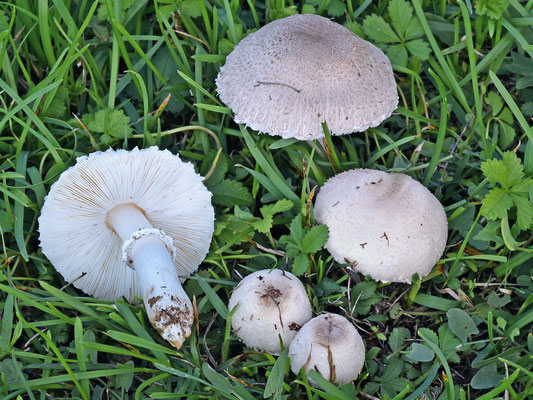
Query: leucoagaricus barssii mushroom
314,169,448,282
228,269,312,354
216,13,398,140
38,147,214,349
289,313,365,386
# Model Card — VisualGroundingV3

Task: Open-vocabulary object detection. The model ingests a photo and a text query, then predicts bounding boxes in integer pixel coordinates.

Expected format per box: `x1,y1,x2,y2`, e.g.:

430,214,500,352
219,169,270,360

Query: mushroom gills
107,203,193,349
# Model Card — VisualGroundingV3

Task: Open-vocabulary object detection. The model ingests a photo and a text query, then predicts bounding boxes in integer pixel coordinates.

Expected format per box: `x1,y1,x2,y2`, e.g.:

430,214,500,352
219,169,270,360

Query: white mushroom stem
106,203,193,349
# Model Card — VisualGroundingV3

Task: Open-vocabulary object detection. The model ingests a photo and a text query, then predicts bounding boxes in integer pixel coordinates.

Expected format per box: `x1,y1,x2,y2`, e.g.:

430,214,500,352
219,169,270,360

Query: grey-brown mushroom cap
314,169,448,282
38,147,215,302
216,14,398,140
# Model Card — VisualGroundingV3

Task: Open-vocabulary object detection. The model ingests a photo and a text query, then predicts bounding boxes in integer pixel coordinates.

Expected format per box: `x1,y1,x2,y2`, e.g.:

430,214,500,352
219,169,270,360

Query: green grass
0,0,532,399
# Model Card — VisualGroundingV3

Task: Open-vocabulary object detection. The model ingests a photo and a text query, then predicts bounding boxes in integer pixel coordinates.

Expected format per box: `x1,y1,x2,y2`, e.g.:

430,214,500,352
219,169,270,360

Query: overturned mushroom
289,313,365,386
228,269,312,354
314,169,448,282
216,14,398,140
39,147,214,349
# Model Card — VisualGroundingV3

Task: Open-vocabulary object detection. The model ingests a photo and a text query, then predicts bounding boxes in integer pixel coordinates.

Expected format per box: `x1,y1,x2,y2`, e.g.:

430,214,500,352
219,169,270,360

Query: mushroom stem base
130,235,193,349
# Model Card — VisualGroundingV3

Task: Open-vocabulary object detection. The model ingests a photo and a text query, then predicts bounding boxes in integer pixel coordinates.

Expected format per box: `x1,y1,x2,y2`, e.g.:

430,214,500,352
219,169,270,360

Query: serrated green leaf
253,217,273,233
86,109,132,139
475,0,509,19
389,0,412,39
363,14,400,43
406,38,431,60
387,44,408,67
389,327,410,352
314,279,343,297
510,193,533,230
289,214,304,244
481,188,513,220
326,0,345,17
510,177,533,195
301,225,328,253
180,0,202,17
292,253,310,276
482,152,524,189
210,179,253,207
260,199,293,219
447,308,479,343
404,16,424,40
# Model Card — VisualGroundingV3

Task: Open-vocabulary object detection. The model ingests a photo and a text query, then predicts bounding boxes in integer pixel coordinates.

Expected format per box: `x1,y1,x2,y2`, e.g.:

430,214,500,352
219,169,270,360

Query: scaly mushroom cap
216,14,398,140
228,269,312,354
314,169,448,282
289,313,365,386
38,147,214,301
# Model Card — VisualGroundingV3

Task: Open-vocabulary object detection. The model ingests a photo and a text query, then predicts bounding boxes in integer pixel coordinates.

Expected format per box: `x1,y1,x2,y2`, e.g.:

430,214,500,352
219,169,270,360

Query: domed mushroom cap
38,147,214,302
228,269,312,354
314,169,448,282
289,313,365,386
216,13,398,140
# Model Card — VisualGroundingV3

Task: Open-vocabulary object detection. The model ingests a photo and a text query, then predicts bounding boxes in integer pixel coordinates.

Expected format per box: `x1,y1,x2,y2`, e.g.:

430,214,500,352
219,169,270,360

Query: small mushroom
289,313,365,386
228,269,312,354
39,147,214,349
216,14,398,140
314,169,448,282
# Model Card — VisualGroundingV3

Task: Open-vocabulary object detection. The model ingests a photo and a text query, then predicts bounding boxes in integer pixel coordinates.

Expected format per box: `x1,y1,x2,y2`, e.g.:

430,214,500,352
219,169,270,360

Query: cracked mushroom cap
314,169,448,282
216,13,398,140
228,269,312,354
38,147,214,302
289,313,365,386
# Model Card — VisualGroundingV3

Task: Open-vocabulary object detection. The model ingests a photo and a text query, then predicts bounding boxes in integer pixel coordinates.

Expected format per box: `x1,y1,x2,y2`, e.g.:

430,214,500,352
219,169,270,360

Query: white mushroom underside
216,14,398,140
38,147,214,301
314,169,448,282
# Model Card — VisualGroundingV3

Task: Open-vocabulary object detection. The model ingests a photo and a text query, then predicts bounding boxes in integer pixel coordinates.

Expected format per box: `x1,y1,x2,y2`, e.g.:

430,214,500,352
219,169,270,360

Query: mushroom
228,269,312,354
289,313,365,386
216,13,398,140
314,169,448,282
38,147,214,349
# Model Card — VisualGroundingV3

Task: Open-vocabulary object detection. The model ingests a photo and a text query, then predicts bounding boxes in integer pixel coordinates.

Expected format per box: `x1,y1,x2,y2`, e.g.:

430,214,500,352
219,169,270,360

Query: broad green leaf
301,225,328,253
481,188,513,220
447,308,479,343
438,324,461,363
471,363,504,389
418,328,438,344
486,91,504,116
362,15,400,43
202,363,234,394
389,0,412,39
264,349,288,398
405,343,435,362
